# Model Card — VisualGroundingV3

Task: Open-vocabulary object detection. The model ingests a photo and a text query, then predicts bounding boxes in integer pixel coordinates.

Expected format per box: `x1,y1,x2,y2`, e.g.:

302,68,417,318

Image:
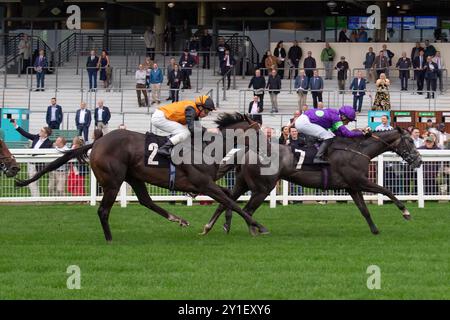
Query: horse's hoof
371,229,380,235
199,225,210,236
249,226,259,237
258,226,270,235
223,224,230,234
106,240,113,244
180,220,190,227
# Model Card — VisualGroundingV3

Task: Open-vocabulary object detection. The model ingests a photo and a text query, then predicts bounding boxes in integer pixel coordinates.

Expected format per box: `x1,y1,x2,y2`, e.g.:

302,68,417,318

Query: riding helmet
339,105,356,122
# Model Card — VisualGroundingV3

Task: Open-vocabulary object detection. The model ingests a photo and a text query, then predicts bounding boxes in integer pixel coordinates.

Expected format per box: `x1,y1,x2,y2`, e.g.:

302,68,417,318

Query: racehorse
15,113,269,242
201,127,422,235
0,139,20,177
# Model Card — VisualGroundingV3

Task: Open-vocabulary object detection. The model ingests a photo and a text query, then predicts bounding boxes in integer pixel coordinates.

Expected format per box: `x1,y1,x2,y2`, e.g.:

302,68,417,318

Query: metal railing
1,149,449,208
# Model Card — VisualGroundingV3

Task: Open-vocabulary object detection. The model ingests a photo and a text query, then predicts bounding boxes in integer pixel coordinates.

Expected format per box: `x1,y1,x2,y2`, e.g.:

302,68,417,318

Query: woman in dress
372,73,391,111
98,50,111,91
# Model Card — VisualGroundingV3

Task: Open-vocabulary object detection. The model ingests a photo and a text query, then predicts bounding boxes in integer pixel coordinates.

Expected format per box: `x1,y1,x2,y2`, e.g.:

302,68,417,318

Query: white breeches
295,114,335,140
151,109,191,145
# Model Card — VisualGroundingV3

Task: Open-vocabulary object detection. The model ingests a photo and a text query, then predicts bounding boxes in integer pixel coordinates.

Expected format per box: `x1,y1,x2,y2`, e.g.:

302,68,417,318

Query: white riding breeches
295,114,335,140
151,109,191,145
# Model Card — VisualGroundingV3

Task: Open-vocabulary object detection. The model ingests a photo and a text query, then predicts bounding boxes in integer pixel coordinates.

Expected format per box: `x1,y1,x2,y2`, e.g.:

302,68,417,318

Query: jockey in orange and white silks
151,95,217,157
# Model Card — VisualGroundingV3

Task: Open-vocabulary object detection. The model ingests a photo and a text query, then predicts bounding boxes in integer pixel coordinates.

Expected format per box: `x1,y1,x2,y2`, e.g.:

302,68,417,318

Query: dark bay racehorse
202,127,422,235
16,113,269,242
0,139,20,177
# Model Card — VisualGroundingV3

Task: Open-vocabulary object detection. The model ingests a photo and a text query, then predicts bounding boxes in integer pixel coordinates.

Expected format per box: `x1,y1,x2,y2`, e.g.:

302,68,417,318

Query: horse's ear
396,126,403,133
243,113,251,123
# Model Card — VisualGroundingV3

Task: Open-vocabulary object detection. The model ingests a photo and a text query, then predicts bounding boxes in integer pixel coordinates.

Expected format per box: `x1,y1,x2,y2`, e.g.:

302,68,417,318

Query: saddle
144,132,176,190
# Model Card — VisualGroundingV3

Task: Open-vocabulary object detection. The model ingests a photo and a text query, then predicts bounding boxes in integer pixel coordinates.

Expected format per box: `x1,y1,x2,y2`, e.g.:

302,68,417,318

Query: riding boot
313,139,333,164
157,140,175,157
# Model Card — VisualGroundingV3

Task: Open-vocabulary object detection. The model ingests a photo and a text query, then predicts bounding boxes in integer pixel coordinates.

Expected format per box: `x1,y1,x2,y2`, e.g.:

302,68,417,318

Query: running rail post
282,180,289,206
417,164,424,208
90,168,97,206
120,182,127,207
270,186,276,208
377,154,384,205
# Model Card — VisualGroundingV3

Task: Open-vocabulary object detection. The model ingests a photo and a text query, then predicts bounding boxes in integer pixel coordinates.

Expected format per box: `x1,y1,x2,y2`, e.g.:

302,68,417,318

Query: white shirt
250,102,259,114
413,137,424,148
375,123,393,131
50,105,57,121
432,56,443,69
97,108,104,121
34,138,47,149
79,109,86,124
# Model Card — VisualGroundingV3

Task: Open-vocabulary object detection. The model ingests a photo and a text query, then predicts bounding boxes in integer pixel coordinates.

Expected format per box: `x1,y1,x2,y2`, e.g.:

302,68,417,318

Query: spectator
396,52,412,91
288,111,302,128
180,19,192,50
10,119,53,197
295,70,309,111
33,49,48,91
163,22,176,55
411,42,424,61
67,137,88,196
303,51,316,80
435,123,449,149
216,37,230,70
165,57,176,101
317,102,324,109
144,26,156,60
335,56,349,94
248,69,266,105
200,29,212,69
266,69,281,113
98,50,111,91
220,49,235,90
375,115,393,131
372,73,391,111
309,69,324,108
86,50,99,92
419,136,440,195
320,42,335,80
363,47,376,83
94,100,111,134
179,49,195,90
168,63,182,102
248,95,263,125
350,30,358,42
358,26,368,42
349,71,367,113
149,63,163,104
135,64,149,107
188,35,200,65
432,51,445,93
264,50,278,74
424,40,437,59
410,127,424,148
46,97,63,130
75,102,91,143
338,28,350,42
18,34,31,74
413,50,426,95
382,44,395,76
288,127,302,151
48,136,69,197
424,56,439,99
425,119,434,132
373,50,389,80
279,126,290,145
288,40,302,79
274,41,286,78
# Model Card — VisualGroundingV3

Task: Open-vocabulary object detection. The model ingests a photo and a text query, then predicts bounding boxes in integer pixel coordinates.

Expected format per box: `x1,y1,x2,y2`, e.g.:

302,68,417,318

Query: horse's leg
360,181,411,220
127,179,189,226
200,182,248,235
98,187,120,243
202,181,268,236
347,189,379,235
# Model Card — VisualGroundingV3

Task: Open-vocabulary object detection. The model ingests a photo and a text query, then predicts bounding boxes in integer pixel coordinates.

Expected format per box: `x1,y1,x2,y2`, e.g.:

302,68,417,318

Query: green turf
0,202,448,299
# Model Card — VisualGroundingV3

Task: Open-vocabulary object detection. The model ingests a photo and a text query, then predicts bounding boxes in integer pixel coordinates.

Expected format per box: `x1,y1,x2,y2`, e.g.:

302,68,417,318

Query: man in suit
33,49,48,91
424,56,439,99
396,52,412,91
46,97,63,129
372,50,389,80
94,99,111,134
309,70,323,108
220,49,235,90
248,95,263,124
86,50,99,91
432,51,445,93
10,119,53,197
413,50,426,95
295,70,309,111
349,71,367,113
75,101,91,142
381,44,395,76
303,51,316,80
288,40,302,79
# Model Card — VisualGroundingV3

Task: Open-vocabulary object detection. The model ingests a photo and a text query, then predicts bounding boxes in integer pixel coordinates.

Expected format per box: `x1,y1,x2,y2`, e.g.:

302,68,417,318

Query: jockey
151,95,217,157
295,105,370,164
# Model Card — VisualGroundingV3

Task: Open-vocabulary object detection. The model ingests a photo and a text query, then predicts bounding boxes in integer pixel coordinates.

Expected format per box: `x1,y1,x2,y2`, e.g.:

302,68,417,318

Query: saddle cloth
144,132,176,190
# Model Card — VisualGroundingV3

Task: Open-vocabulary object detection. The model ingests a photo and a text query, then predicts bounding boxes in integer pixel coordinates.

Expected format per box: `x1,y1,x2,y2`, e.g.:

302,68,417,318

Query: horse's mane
214,112,248,129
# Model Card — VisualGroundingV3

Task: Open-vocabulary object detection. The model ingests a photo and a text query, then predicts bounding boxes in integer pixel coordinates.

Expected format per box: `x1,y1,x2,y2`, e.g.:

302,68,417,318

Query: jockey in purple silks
295,105,371,164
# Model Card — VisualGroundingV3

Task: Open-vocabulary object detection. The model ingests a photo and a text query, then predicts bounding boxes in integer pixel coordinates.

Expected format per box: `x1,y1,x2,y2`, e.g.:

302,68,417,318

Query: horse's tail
15,143,94,187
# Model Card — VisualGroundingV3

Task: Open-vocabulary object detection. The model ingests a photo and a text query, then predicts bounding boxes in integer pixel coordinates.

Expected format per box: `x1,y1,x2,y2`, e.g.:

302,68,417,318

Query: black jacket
86,56,99,70
46,104,63,127
248,76,266,91
248,101,263,114
303,57,316,77
288,45,302,63
266,74,281,94
335,61,349,80
200,34,212,50
94,106,111,125
16,126,53,149
168,70,182,88
424,62,439,80
75,109,92,128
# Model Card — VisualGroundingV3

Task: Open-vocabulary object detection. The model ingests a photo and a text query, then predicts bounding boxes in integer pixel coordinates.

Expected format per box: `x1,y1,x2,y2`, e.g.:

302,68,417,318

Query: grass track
0,202,448,299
